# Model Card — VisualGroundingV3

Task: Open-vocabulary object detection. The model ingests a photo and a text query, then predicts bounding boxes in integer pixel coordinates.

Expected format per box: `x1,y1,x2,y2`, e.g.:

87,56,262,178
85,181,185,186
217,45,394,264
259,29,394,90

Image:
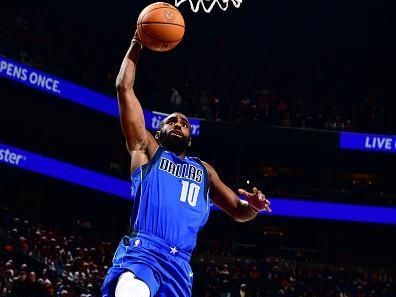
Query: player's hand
238,187,272,213
132,30,143,49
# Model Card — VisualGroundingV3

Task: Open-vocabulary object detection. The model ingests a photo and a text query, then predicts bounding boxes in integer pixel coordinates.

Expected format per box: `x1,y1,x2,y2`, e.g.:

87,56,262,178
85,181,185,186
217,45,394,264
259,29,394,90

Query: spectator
169,87,183,113
0,273,7,297
9,270,28,297
26,272,42,297
239,283,248,297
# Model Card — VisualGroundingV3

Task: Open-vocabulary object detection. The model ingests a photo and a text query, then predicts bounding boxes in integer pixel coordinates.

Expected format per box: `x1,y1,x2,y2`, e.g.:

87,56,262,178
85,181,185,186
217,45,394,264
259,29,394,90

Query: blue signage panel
340,132,396,153
0,56,119,116
0,56,200,136
2,143,396,224
266,198,396,224
0,143,130,199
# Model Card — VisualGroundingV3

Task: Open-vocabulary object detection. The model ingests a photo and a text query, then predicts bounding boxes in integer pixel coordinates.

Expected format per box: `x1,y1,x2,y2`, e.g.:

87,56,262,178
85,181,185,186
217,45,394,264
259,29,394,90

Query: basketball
137,2,185,52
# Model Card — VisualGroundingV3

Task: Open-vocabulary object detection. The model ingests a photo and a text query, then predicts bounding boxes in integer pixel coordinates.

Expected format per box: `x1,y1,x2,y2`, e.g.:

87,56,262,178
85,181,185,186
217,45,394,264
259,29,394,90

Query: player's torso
130,146,210,253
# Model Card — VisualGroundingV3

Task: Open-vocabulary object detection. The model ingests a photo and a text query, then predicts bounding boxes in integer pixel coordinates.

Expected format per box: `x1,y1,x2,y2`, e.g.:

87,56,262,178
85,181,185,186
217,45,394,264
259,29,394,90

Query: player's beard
159,130,190,155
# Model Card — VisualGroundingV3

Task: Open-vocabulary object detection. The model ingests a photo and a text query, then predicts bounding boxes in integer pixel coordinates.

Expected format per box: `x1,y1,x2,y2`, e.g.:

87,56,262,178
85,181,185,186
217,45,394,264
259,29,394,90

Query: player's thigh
115,271,150,297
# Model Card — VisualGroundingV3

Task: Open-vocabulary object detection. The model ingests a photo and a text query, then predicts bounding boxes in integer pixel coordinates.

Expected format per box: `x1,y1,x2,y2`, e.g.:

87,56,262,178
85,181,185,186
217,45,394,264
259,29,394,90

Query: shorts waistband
131,231,191,261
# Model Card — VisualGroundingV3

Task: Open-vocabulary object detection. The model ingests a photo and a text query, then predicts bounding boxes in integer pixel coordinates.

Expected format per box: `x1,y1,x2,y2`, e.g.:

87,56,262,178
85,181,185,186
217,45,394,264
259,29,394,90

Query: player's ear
188,137,192,147
155,131,160,140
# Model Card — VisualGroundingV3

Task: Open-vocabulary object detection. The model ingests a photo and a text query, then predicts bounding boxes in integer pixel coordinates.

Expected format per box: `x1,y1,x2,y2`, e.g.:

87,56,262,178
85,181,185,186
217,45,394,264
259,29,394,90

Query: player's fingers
257,190,265,200
133,30,143,44
238,189,251,197
264,197,272,211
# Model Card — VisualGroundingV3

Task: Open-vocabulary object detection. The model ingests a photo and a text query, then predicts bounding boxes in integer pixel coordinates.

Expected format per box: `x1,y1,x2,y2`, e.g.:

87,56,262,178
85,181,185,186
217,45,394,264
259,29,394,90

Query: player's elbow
115,73,134,91
115,80,133,92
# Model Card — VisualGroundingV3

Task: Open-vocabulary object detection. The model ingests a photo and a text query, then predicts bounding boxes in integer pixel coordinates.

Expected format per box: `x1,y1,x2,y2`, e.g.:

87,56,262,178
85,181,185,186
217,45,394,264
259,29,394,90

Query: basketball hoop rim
174,0,243,13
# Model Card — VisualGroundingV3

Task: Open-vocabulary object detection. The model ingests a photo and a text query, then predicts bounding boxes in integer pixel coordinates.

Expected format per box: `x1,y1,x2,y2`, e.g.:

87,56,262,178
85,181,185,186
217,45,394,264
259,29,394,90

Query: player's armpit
130,149,150,174
129,131,159,173
145,130,159,159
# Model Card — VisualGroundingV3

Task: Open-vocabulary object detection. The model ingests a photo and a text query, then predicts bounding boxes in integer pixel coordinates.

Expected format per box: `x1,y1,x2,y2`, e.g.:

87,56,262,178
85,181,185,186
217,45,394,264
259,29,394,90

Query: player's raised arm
116,33,158,171
203,162,271,222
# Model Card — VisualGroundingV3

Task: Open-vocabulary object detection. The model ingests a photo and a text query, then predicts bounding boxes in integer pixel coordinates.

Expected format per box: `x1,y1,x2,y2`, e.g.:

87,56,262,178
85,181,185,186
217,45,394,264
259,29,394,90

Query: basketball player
102,32,271,297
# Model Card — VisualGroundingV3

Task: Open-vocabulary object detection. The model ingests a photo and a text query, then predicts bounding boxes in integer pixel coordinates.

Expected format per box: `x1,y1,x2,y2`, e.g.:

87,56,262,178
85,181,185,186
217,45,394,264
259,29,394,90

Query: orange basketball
137,2,185,52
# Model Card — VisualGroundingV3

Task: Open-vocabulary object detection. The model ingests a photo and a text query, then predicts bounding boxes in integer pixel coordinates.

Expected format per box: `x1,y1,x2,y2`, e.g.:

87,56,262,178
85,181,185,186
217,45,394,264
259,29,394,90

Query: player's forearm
232,199,259,222
115,40,142,91
115,40,148,152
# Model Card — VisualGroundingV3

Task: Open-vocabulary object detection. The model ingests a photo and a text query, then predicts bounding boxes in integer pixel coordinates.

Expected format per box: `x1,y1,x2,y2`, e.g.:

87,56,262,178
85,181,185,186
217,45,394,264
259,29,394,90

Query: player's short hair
159,112,190,131
159,120,166,130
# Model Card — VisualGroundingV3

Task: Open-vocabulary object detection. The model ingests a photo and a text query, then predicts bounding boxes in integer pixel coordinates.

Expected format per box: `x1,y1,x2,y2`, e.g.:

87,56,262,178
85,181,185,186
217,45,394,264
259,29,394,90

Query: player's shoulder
200,160,216,177
187,156,212,175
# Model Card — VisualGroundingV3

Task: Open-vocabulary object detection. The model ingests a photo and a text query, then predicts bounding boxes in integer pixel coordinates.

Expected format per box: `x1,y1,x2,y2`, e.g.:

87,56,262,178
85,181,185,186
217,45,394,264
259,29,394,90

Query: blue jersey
130,146,211,254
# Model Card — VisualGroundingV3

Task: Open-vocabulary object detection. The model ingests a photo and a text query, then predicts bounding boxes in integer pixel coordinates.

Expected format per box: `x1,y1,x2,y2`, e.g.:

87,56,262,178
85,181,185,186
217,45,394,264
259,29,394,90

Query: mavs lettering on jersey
130,147,210,254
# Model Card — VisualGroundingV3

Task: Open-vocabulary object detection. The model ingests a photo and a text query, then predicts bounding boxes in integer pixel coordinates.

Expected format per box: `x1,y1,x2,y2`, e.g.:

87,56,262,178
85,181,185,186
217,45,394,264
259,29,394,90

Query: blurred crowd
248,165,396,207
165,87,387,133
1,208,395,297
0,4,391,133
0,213,112,296
193,257,395,297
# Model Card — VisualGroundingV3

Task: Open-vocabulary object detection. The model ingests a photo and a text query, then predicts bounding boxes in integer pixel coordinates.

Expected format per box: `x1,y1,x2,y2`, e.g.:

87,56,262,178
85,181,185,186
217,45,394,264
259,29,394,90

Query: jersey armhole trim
131,146,163,180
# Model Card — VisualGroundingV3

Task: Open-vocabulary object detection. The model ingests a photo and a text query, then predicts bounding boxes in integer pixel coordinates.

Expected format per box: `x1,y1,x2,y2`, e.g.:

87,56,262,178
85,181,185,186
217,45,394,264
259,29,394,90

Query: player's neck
160,145,187,159
172,150,186,159
176,152,186,159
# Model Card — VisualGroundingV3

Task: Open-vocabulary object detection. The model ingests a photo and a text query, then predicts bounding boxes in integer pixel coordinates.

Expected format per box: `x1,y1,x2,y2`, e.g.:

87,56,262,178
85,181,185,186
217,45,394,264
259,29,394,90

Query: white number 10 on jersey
180,181,200,207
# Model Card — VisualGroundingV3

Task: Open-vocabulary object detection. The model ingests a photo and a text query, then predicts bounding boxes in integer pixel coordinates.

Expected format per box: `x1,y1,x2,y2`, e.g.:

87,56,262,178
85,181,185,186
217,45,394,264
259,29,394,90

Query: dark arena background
1,0,396,296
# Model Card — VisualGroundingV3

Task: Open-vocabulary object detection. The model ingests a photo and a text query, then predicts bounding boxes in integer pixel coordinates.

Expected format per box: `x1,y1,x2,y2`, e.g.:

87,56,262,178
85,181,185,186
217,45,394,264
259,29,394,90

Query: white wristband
132,38,143,49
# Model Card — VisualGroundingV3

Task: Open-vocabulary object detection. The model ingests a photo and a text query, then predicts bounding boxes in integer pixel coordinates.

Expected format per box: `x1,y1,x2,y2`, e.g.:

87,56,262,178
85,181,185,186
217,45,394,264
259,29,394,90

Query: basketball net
174,0,242,13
